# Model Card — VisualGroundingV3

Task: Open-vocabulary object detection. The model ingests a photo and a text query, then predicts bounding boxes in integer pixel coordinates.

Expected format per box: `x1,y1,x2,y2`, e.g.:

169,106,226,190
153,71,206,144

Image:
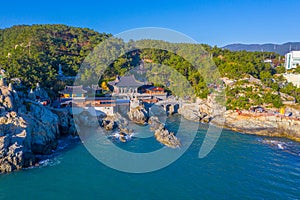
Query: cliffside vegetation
0,24,110,89
0,24,300,109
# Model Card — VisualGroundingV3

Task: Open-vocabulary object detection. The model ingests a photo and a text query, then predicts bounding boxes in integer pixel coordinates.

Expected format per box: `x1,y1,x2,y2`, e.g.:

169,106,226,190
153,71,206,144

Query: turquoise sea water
0,115,299,199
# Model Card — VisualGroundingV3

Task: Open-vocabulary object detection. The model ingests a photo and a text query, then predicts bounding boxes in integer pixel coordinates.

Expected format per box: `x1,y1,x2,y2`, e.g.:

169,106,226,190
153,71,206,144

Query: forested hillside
0,24,110,88
0,24,299,108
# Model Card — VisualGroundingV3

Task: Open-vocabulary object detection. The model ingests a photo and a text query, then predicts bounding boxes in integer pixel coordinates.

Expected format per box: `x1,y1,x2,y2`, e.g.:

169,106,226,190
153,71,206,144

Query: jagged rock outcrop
0,109,59,172
128,107,148,124
0,84,22,111
102,120,117,131
127,98,148,124
75,111,99,128
0,113,36,173
178,103,211,122
0,85,60,173
178,96,226,123
52,108,77,136
34,83,49,100
148,116,181,148
27,103,59,154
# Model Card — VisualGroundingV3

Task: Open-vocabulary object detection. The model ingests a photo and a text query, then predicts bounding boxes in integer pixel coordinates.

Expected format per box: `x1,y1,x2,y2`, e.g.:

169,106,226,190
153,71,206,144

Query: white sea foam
38,158,61,167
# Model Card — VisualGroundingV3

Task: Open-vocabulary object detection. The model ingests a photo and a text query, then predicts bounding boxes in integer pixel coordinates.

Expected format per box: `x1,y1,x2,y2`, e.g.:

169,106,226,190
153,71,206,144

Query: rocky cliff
223,111,300,142
0,84,72,173
178,95,225,124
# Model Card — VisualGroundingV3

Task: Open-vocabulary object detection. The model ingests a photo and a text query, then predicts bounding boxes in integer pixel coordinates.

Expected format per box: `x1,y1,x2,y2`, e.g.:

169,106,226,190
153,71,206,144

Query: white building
283,74,300,88
285,51,300,70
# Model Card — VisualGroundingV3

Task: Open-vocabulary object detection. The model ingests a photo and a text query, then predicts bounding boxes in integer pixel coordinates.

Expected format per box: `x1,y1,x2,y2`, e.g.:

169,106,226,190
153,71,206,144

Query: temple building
145,86,165,95
59,85,87,99
108,75,144,94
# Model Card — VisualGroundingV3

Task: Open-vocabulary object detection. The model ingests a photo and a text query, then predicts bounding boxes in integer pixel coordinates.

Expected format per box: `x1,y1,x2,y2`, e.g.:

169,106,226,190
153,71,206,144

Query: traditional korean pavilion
108,75,144,94
59,85,87,99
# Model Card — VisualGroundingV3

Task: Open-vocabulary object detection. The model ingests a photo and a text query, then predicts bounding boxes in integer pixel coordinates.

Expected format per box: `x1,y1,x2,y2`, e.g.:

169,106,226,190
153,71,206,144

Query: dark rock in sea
148,116,181,148
102,120,117,131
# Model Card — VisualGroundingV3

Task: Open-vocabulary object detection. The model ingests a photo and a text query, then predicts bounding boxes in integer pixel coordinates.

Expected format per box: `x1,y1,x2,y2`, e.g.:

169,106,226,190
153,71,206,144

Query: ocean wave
38,158,61,167
259,138,300,156
28,136,80,170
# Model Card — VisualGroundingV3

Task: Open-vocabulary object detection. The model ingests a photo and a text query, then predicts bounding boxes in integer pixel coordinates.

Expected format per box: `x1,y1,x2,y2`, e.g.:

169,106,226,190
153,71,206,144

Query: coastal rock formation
0,109,59,172
178,103,211,122
178,95,300,141
113,113,133,134
0,85,61,173
102,119,117,131
224,110,300,141
0,113,36,173
76,111,99,128
128,107,148,124
127,98,148,124
148,116,181,148
28,103,59,154
0,83,22,111
178,96,226,124
51,108,77,136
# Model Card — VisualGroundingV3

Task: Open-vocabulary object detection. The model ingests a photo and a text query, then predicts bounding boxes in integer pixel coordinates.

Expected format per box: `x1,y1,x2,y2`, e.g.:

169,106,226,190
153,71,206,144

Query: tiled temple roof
108,75,144,88
59,85,87,94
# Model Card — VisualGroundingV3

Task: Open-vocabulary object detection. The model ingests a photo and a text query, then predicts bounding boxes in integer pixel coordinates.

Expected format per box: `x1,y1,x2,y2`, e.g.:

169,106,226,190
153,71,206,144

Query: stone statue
0,69,7,87
58,64,63,76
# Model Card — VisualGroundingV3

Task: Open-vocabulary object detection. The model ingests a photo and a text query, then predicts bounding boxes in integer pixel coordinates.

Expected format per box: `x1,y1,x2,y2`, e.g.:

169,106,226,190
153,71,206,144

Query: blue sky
0,0,299,46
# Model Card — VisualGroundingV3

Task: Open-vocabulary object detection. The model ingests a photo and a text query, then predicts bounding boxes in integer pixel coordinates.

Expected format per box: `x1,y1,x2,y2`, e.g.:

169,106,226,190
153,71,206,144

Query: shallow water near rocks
0,115,299,199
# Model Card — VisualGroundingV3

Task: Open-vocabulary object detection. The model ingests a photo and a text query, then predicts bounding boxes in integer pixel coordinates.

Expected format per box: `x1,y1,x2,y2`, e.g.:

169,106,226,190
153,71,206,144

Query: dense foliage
0,24,110,89
0,24,299,109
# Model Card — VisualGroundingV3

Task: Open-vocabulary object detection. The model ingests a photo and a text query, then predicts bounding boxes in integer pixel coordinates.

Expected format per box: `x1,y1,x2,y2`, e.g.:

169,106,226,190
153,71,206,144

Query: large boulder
0,86,22,112
127,106,148,124
74,111,99,128
178,103,211,122
102,120,117,131
51,108,77,135
127,97,148,124
0,114,35,172
149,116,181,148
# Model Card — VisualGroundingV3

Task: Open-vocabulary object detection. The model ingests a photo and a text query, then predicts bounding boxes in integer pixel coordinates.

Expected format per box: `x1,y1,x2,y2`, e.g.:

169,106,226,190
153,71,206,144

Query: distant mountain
223,42,300,55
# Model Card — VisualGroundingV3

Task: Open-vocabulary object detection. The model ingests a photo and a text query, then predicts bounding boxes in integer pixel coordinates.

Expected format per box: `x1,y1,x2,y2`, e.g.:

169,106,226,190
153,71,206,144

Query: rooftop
59,85,87,94
146,86,165,91
287,51,300,57
108,75,144,88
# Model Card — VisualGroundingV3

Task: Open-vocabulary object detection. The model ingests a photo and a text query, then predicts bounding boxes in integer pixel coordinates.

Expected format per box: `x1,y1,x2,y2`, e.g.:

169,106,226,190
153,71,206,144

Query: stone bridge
155,99,181,115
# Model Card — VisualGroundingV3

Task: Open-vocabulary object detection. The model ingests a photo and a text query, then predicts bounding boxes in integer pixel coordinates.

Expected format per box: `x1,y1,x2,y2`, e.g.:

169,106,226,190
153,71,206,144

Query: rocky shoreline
223,110,300,142
0,84,77,173
178,96,300,142
1,83,299,173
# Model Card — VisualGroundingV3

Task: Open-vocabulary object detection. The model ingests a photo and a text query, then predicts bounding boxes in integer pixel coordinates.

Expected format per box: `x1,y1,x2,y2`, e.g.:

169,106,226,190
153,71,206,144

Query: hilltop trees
0,24,110,88
0,24,299,107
